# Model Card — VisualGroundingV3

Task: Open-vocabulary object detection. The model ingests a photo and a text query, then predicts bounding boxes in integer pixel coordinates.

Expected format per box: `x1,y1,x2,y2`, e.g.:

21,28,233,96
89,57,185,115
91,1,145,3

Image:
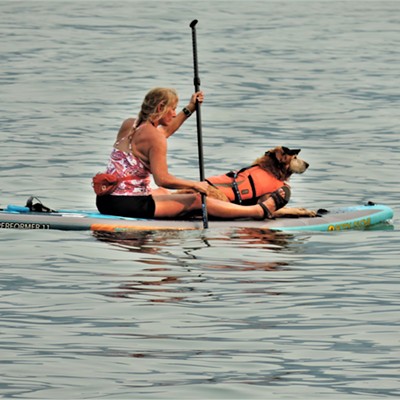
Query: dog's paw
273,207,318,218
207,186,230,202
176,186,230,202
176,189,195,194
295,208,318,217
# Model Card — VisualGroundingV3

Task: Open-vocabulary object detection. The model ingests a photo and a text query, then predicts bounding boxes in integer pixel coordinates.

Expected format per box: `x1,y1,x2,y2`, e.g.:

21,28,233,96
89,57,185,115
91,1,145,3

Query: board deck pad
0,203,394,232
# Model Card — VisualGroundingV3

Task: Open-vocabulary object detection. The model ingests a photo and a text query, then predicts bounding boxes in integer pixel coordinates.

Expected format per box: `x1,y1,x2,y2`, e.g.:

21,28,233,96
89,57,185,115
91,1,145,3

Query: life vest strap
226,165,255,204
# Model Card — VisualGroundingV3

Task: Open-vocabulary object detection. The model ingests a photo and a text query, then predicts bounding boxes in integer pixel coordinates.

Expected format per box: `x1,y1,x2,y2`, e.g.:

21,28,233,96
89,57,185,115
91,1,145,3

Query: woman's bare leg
153,187,287,219
152,193,203,218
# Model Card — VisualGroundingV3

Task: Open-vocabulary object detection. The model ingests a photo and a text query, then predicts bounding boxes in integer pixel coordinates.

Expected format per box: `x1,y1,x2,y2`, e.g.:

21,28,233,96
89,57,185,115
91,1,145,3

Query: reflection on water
93,227,300,261
93,228,304,303
93,227,298,252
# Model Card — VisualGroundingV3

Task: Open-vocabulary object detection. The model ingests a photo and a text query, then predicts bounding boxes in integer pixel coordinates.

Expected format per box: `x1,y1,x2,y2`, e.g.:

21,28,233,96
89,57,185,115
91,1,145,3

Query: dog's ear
282,146,301,155
265,150,277,161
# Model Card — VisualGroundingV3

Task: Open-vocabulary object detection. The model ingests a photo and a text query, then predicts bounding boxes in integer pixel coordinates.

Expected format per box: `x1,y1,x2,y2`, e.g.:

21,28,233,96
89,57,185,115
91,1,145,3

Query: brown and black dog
200,146,316,218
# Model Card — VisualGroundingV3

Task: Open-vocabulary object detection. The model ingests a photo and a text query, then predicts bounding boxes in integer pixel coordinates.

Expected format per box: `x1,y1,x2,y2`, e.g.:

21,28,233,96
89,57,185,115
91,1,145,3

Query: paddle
190,19,208,229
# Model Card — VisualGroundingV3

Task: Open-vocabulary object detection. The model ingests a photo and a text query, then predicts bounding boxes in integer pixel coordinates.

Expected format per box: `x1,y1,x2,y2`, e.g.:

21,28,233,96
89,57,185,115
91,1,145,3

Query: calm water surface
1,1,399,399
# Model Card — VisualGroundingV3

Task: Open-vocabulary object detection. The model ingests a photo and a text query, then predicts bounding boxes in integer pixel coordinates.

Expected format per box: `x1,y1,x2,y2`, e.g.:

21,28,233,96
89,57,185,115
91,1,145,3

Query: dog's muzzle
290,158,309,173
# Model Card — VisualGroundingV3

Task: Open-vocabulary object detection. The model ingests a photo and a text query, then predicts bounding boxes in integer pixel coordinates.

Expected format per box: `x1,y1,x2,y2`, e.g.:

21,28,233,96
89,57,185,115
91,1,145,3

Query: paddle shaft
190,19,208,228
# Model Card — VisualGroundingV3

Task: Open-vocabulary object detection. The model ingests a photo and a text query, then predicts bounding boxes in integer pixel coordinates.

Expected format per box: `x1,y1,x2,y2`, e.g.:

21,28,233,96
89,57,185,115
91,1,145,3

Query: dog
195,146,316,218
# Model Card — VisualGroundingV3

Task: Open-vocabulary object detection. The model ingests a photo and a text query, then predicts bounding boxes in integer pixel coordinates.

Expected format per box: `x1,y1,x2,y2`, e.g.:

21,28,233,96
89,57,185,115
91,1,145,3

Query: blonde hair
136,88,178,127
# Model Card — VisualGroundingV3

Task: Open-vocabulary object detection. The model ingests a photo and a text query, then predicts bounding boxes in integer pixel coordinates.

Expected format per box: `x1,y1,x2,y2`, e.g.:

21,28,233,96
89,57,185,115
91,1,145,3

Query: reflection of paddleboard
0,201,393,232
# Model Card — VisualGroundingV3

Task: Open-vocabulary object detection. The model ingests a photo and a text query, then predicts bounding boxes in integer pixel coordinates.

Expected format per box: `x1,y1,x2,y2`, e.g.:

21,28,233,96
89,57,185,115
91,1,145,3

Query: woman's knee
153,193,202,217
180,193,202,210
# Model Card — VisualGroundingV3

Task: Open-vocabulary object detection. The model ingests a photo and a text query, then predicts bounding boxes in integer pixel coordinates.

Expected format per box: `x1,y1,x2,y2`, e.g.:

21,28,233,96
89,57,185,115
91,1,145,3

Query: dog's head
254,146,309,181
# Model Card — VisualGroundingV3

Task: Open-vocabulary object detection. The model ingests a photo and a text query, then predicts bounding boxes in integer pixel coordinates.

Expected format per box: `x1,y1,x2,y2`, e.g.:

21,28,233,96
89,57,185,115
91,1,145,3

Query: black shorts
96,195,156,219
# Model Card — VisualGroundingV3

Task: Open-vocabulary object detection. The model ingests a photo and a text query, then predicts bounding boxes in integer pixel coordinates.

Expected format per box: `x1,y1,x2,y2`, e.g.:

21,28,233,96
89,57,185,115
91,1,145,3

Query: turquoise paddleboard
0,202,394,232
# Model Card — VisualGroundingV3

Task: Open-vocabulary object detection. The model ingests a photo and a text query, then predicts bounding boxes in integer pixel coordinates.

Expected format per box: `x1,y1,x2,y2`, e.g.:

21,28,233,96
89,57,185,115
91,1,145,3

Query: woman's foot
258,186,291,219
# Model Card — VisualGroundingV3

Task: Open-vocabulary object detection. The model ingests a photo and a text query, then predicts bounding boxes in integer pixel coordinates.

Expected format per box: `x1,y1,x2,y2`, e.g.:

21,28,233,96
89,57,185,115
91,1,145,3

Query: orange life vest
206,165,284,205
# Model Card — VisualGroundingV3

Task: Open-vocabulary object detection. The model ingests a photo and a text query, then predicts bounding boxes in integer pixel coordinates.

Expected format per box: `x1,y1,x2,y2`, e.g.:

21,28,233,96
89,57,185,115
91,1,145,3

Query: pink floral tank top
106,148,152,196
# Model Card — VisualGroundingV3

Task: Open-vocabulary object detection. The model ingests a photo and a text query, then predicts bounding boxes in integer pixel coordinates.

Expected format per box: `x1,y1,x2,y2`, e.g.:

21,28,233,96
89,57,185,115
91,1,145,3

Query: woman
96,87,289,220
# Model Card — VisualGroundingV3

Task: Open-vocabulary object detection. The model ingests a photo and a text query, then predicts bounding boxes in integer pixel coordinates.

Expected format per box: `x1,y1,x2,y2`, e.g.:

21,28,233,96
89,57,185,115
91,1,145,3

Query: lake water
1,1,399,398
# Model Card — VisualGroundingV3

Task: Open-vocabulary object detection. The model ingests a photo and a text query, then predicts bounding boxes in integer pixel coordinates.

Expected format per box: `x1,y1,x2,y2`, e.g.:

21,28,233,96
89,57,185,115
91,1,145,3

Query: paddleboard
0,202,393,232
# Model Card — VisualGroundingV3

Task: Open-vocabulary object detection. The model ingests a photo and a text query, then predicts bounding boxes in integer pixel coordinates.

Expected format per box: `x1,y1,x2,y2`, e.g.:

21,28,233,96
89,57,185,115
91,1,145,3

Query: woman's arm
163,91,203,138
148,132,208,193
